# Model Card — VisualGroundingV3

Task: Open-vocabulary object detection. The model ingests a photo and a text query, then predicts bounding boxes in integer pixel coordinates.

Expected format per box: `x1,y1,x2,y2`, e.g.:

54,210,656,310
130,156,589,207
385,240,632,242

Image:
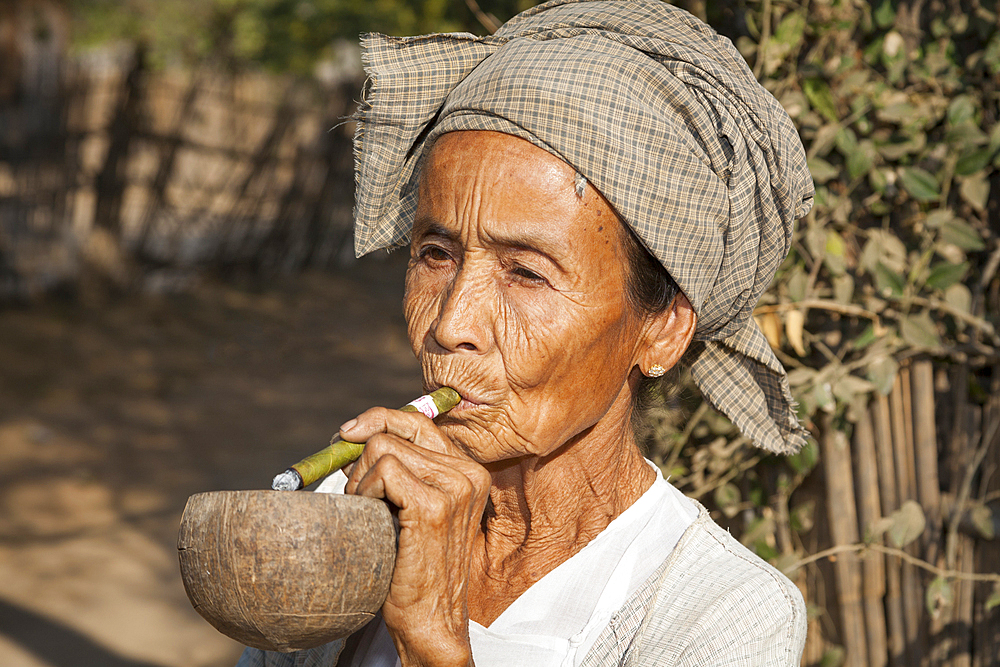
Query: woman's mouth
428,382,488,413
452,397,483,412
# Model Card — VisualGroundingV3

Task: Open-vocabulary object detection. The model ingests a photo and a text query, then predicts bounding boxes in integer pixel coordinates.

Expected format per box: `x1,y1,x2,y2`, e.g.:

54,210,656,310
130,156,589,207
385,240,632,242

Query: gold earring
647,363,666,377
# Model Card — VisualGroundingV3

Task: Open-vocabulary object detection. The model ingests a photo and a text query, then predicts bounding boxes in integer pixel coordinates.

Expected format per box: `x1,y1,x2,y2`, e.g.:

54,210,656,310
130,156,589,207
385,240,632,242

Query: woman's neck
467,416,655,625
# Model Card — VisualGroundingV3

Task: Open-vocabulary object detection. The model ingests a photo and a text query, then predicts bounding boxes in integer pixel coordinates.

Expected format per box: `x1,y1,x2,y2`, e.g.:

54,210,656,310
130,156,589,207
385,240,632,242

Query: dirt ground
0,254,423,667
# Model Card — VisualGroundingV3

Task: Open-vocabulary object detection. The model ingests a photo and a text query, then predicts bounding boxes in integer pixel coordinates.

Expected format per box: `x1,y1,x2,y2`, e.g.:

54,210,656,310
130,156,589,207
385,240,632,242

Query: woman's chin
435,419,521,465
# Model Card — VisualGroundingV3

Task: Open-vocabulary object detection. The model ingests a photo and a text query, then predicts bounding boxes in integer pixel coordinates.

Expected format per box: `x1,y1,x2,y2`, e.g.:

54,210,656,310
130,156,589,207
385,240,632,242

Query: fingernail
340,418,358,432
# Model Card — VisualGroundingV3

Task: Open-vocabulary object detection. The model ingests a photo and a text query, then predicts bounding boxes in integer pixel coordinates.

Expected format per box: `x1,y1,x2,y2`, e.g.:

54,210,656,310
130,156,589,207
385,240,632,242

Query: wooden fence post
873,394,908,666
853,406,888,667
820,412,869,666
971,366,1000,666
891,365,925,664
911,359,942,561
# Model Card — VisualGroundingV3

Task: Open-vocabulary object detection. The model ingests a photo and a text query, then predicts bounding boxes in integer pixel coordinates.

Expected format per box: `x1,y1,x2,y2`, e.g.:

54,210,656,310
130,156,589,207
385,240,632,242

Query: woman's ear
640,292,697,375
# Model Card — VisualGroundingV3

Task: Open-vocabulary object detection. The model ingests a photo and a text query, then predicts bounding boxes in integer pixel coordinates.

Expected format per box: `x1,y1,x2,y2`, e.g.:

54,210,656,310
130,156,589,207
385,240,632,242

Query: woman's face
404,131,651,465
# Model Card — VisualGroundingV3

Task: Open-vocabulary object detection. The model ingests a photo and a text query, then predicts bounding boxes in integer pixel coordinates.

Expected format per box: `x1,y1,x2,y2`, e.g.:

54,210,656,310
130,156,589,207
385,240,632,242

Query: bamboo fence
804,358,1000,666
0,44,362,298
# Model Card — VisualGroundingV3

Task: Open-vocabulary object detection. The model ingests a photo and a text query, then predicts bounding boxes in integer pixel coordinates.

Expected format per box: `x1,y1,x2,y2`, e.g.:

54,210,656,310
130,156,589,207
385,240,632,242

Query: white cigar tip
271,469,303,491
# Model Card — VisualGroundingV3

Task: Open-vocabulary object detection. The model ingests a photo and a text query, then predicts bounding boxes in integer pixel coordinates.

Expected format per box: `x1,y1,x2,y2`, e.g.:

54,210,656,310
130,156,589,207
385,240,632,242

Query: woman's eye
511,266,547,284
419,245,452,263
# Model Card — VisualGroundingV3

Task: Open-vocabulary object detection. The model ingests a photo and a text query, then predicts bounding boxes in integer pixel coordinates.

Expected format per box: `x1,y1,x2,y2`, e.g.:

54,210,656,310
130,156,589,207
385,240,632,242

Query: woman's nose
430,266,491,353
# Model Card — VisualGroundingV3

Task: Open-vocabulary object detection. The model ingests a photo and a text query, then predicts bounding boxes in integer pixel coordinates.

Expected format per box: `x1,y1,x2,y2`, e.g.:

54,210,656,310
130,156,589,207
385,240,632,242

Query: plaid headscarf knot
351,0,815,453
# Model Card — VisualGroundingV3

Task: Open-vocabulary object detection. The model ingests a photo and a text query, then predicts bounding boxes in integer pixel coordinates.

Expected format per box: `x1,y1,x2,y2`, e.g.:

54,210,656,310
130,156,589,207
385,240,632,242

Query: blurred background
0,1,998,666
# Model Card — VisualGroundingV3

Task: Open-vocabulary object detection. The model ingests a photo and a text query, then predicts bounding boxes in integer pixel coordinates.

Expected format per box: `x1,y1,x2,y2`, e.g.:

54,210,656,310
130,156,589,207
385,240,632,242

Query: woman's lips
452,397,483,412
429,383,487,413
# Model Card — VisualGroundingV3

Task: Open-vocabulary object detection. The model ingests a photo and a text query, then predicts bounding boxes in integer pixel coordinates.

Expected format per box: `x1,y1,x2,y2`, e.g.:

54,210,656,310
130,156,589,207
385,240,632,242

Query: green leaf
873,0,896,28
774,12,806,49
925,209,955,228
861,230,908,273
853,324,878,350
869,168,889,194
762,13,807,74
900,312,942,348
990,122,1000,152
960,174,990,213
780,90,807,119
809,157,840,184
868,199,892,216
824,231,848,276
945,120,989,149
833,274,855,305
871,512,894,538
813,184,831,209
814,382,836,413
875,262,906,297
867,356,899,396
877,101,918,125
925,261,970,290
786,265,809,302
900,167,941,202
948,13,969,35
955,147,996,176
948,95,978,126
877,132,925,160
926,576,955,618
836,127,859,155
908,247,936,286
810,123,841,158
944,284,972,315
820,646,846,667
888,500,927,548
788,439,819,475
969,502,995,540
942,219,987,251
806,224,828,263
834,375,876,404
847,140,876,180
786,367,818,387
804,78,839,124
986,583,1000,612
755,541,779,561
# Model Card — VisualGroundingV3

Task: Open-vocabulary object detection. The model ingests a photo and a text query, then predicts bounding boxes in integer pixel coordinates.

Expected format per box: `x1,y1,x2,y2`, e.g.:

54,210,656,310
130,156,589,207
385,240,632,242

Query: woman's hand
340,408,490,667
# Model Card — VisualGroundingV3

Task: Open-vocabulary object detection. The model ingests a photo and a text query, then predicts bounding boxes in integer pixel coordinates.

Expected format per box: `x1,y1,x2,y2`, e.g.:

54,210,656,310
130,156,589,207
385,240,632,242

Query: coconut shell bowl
177,490,396,652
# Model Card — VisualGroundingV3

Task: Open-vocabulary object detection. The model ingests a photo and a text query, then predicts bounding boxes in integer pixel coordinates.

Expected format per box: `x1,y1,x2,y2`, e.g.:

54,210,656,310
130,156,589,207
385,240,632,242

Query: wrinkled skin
340,131,697,667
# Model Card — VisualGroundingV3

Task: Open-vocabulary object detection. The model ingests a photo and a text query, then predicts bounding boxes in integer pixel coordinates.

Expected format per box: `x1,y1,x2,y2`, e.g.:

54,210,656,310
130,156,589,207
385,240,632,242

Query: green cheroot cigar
271,387,462,491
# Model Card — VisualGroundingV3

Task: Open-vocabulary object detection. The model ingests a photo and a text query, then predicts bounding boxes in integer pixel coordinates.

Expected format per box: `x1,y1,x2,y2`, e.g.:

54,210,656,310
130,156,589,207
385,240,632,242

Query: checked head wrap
350,0,815,454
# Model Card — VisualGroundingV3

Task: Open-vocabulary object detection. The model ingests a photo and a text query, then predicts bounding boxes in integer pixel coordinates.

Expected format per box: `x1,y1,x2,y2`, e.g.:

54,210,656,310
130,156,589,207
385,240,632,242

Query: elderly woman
239,1,814,665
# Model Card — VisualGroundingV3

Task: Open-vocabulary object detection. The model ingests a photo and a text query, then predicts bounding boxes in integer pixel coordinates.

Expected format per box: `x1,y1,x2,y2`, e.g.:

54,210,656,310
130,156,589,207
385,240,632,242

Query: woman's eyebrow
412,219,456,242
486,229,567,272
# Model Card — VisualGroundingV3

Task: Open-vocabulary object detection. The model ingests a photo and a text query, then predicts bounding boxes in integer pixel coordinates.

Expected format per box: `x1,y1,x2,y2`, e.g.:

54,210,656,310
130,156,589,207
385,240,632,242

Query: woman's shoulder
630,506,807,666
667,507,805,612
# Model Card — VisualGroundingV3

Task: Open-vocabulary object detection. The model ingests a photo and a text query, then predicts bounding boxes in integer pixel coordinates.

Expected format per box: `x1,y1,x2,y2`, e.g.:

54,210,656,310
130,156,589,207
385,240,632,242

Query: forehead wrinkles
420,133,579,222
419,147,600,271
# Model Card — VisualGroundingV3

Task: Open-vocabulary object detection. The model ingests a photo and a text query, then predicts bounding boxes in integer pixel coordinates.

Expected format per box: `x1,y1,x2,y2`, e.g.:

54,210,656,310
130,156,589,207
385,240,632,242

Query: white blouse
315,462,698,667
